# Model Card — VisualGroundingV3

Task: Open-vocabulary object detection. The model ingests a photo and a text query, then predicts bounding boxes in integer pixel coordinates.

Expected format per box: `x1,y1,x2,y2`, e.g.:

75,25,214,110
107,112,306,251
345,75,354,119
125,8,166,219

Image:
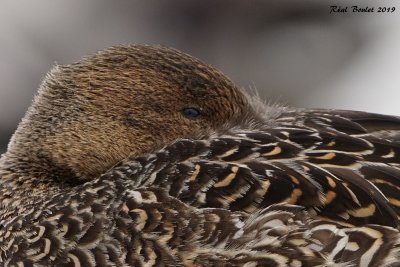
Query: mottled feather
1,45,400,267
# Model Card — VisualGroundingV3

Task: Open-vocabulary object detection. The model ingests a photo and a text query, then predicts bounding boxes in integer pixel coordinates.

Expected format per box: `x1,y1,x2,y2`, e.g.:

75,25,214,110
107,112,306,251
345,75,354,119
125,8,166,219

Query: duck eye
182,107,201,118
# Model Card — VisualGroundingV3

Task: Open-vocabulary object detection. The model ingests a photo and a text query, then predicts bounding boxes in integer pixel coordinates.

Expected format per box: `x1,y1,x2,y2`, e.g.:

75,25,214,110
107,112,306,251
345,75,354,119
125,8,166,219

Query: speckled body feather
1,45,400,266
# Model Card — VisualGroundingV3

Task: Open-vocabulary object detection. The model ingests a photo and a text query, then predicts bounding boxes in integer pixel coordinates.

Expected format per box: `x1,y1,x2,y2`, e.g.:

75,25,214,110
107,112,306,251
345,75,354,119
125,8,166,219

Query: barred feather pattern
2,110,400,266
124,110,400,228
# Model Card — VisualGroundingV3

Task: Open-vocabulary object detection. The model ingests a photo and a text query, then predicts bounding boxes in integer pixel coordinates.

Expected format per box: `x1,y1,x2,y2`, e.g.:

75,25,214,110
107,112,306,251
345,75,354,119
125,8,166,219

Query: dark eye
182,107,201,118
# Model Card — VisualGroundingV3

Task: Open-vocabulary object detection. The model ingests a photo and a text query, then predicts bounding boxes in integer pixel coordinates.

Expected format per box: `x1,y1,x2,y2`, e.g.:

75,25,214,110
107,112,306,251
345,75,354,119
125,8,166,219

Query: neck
0,155,69,209
0,151,79,184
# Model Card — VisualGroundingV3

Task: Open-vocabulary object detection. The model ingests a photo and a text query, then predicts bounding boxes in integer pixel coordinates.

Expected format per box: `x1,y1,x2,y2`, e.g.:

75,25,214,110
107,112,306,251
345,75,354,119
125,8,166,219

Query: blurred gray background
1,0,399,153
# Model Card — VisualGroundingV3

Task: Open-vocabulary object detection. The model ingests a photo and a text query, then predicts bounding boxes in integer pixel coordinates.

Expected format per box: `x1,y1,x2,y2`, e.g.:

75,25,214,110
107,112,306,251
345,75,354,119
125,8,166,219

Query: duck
1,44,400,266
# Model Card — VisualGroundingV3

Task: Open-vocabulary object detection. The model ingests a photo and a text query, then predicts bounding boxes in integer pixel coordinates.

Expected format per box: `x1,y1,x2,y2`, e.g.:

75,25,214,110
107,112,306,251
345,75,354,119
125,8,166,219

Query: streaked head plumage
2,45,252,182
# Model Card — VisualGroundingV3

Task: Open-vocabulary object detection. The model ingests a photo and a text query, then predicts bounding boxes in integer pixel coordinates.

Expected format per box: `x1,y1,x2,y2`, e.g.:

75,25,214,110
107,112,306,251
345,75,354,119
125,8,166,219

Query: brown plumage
1,45,247,183
1,44,400,266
